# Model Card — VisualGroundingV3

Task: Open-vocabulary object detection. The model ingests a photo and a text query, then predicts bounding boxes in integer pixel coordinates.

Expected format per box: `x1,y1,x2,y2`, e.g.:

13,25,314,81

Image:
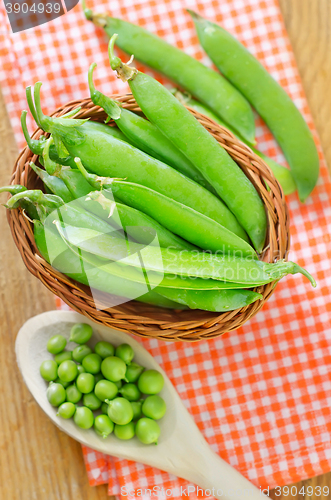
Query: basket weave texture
7,95,290,342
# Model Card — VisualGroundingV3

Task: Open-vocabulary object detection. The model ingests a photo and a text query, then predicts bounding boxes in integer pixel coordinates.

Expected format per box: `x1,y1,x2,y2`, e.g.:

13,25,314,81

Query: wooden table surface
0,1,331,498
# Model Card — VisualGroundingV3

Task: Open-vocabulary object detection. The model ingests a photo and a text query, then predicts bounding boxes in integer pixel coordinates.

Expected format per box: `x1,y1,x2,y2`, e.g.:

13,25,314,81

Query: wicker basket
7,95,290,342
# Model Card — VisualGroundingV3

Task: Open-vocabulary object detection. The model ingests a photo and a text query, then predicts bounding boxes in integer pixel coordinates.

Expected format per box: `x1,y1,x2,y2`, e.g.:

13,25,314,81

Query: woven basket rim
7,94,290,342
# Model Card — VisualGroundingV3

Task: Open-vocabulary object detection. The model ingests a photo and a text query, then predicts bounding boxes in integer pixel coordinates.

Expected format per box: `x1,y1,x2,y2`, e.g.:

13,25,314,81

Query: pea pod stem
21,110,45,155
0,185,27,196
188,11,319,201
108,36,267,253
88,63,121,121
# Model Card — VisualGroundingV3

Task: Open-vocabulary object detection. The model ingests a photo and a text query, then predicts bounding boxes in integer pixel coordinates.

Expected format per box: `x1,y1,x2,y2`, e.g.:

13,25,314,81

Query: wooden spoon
16,310,264,500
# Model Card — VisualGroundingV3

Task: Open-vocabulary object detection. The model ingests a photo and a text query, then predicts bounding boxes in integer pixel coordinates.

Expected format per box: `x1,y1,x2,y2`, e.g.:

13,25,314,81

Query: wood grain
0,0,330,498
0,86,108,499
279,0,331,170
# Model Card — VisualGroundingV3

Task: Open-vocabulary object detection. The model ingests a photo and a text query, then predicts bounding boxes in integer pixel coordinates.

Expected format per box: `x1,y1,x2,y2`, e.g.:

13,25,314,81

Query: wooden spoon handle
179,444,263,500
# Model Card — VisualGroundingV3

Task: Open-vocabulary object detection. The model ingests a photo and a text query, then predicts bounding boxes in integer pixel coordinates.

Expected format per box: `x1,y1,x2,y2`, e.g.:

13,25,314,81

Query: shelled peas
39,323,166,444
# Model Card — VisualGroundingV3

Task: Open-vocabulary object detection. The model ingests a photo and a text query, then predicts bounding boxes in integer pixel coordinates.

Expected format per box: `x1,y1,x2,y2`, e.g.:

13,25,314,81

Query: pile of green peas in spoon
39,322,166,445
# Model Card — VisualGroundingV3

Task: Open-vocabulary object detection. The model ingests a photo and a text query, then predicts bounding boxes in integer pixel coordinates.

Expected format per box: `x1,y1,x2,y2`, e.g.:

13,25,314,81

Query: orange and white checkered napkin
2,0,331,497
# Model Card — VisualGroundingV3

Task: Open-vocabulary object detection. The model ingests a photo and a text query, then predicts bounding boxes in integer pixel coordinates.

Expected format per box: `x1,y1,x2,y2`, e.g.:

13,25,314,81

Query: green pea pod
174,91,297,196
110,181,256,257
30,82,249,242
86,178,256,258
58,168,94,199
75,158,254,256
158,287,262,312
29,162,74,203
44,159,194,251
70,246,259,291
84,191,195,251
189,11,319,202
82,0,256,144
30,151,194,251
108,38,267,253
34,221,184,309
88,63,216,194
54,222,316,287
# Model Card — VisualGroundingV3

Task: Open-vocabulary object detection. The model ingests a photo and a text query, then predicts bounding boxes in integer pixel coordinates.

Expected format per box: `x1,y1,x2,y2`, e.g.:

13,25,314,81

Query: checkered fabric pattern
2,0,331,497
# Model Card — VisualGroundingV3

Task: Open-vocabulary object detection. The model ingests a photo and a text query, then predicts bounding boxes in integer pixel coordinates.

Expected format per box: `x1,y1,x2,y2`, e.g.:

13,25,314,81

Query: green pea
94,414,114,438
82,353,102,374
125,362,144,383
114,422,135,440
101,402,109,414
95,341,115,359
138,370,164,395
94,372,104,383
47,335,67,355
115,343,134,365
54,377,71,388
136,418,160,445
114,380,123,389
66,384,82,404
77,364,86,375
95,380,118,402
119,383,141,402
69,323,93,344
131,401,143,421
74,406,94,429
106,397,133,425
142,395,166,420
72,345,92,363
101,356,126,382
40,360,58,382
58,360,78,383
76,373,95,394
47,383,66,407
83,392,102,411
54,350,72,365
57,402,76,419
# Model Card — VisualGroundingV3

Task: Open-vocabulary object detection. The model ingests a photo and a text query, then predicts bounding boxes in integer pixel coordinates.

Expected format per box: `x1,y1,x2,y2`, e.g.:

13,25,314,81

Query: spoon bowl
16,310,263,500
